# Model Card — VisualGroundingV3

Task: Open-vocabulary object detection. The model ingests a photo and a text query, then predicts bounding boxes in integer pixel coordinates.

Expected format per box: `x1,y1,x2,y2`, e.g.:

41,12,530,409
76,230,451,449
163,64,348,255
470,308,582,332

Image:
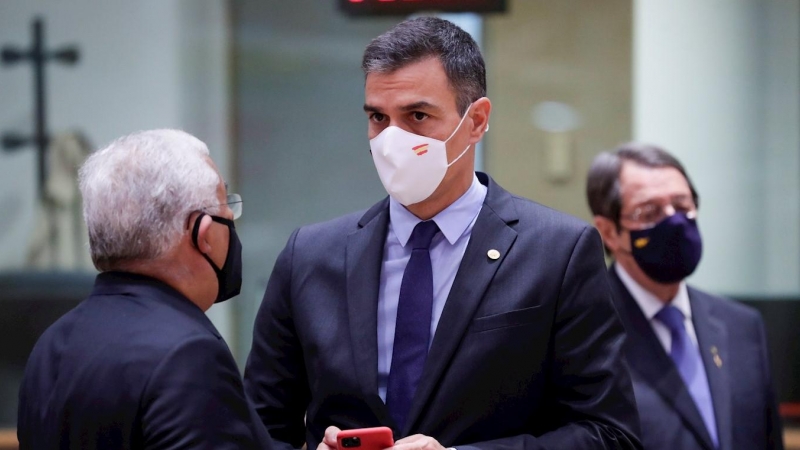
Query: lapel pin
487,249,500,260
710,346,723,368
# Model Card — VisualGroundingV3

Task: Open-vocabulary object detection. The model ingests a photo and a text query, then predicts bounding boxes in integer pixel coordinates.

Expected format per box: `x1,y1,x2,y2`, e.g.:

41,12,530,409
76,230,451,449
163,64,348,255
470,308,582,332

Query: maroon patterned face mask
628,212,703,284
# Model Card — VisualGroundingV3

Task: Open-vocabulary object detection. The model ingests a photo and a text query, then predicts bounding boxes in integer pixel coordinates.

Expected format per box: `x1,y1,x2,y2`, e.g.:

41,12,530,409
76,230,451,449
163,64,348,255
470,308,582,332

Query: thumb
324,426,342,447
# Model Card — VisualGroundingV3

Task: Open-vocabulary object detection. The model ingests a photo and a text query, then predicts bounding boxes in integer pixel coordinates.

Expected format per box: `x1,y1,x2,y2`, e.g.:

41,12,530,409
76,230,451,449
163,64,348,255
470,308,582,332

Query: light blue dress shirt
377,174,487,402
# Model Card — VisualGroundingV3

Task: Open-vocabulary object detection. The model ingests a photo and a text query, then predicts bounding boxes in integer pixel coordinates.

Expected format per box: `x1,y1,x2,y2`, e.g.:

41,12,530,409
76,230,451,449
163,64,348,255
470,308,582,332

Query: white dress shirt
614,263,699,352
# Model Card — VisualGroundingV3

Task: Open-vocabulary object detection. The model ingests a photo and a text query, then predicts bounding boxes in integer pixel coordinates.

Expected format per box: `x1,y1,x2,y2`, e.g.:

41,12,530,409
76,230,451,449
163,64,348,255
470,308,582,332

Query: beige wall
484,0,632,221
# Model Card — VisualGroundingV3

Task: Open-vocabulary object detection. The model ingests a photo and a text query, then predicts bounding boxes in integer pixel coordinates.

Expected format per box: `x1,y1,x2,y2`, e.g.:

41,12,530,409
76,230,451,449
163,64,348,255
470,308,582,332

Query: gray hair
362,16,486,115
79,129,220,271
586,142,699,227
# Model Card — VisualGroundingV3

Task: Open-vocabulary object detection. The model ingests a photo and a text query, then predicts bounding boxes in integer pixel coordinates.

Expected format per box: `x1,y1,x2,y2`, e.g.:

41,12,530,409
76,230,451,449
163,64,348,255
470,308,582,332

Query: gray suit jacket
245,173,642,450
608,267,783,450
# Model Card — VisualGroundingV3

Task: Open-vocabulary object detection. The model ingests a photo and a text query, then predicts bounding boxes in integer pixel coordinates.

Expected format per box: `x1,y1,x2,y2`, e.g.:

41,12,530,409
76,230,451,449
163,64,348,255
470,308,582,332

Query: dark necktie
386,220,440,432
655,304,719,447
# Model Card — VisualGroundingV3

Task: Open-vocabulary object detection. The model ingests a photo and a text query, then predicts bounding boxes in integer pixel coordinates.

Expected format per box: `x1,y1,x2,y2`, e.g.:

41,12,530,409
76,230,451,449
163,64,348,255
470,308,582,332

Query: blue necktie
656,305,719,447
386,220,440,432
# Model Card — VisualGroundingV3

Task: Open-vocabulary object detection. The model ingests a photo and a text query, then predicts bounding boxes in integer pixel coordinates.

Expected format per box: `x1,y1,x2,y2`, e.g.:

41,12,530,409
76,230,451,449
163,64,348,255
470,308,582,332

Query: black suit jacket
17,271,271,450
244,173,641,450
608,266,783,450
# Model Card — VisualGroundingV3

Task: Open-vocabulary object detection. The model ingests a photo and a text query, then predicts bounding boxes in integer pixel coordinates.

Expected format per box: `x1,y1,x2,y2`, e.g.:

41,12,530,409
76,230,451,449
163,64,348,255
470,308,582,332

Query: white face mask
369,106,472,206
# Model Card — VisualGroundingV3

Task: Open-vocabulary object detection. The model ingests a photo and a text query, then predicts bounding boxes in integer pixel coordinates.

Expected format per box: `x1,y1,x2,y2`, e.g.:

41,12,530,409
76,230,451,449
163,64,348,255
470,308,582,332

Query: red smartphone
337,426,394,450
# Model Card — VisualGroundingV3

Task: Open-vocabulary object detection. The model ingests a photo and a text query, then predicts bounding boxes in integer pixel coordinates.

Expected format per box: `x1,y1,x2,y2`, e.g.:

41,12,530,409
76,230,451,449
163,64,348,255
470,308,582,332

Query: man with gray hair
245,17,641,450
17,129,271,449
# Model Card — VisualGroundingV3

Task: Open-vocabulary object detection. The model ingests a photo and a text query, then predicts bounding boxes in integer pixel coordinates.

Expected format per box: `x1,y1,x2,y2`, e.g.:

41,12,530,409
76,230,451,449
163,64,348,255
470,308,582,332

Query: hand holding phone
337,427,394,450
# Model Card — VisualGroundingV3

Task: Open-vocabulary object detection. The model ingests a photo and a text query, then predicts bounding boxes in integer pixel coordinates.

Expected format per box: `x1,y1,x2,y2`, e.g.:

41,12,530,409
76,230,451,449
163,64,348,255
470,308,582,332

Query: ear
190,212,214,255
467,97,492,144
593,215,622,253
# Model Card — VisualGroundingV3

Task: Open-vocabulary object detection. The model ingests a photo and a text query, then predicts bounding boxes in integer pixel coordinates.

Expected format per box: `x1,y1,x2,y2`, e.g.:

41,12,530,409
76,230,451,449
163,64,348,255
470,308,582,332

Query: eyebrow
363,101,442,114
400,101,440,112
363,104,382,114
630,194,693,208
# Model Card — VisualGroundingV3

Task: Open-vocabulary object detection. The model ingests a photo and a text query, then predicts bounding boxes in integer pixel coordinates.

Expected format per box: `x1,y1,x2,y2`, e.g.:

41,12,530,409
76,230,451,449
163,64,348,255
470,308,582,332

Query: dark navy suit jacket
18,271,271,450
608,267,783,450
244,173,642,450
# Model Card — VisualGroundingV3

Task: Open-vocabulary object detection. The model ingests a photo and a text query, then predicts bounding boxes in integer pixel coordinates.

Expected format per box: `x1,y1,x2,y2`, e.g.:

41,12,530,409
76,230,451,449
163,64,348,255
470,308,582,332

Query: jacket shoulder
509,194,593,236
35,291,217,362
295,209,367,241
689,286,765,326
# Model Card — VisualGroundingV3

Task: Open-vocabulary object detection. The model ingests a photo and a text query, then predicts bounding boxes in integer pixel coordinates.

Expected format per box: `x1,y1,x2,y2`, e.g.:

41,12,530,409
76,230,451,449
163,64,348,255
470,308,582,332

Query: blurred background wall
0,0,237,427
232,0,396,361
484,0,632,223
635,0,800,297
0,0,236,336
0,0,798,444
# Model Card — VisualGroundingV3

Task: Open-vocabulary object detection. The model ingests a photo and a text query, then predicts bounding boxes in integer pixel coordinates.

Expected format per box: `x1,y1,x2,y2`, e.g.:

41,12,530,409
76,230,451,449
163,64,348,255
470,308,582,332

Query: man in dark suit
18,129,271,449
587,142,784,450
244,17,641,450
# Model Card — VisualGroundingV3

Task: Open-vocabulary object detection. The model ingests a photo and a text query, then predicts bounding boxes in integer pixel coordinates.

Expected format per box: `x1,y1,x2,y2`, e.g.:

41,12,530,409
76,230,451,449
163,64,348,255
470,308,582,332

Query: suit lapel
346,199,391,420
608,268,716,450
403,173,519,435
691,288,731,450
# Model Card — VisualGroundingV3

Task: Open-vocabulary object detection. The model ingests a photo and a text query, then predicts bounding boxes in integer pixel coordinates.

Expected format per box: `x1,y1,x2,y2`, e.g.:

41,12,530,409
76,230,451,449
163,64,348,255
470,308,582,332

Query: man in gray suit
245,17,641,450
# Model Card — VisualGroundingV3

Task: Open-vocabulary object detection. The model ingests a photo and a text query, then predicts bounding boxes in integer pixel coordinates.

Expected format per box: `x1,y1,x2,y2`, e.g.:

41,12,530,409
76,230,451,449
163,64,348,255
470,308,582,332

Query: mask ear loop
191,211,225,302
445,102,475,167
192,212,206,249
444,103,474,143
191,212,224,273
447,144,472,167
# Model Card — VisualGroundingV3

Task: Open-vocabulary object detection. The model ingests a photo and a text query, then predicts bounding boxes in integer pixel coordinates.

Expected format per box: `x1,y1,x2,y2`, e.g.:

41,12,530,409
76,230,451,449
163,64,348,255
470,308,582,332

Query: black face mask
192,213,242,303
627,212,703,284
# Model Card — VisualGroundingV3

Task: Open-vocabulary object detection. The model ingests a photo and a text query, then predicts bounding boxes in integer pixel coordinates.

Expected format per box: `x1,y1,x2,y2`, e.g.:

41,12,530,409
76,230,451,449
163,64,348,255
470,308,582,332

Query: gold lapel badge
710,346,723,368
487,249,500,260
634,237,650,249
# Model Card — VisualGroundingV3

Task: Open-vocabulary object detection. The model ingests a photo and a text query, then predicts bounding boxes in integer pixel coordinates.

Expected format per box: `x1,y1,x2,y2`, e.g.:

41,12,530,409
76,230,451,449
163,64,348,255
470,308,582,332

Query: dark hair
586,142,700,226
362,16,486,115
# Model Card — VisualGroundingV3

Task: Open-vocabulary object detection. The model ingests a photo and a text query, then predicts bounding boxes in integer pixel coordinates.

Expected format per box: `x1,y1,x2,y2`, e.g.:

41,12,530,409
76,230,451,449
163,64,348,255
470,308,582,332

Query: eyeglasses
621,199,696,230
204,193,242,220
225,193,243,220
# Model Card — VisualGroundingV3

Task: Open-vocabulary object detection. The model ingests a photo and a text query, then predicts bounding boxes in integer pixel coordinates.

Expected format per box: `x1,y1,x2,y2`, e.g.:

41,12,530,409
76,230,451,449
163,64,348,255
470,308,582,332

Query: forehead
364,57,457,112
619,161,692,207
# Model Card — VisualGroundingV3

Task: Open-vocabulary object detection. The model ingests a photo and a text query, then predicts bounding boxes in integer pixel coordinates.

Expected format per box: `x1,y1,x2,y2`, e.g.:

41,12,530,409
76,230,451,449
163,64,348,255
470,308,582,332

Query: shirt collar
389,173,487,247
614,263,692,321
